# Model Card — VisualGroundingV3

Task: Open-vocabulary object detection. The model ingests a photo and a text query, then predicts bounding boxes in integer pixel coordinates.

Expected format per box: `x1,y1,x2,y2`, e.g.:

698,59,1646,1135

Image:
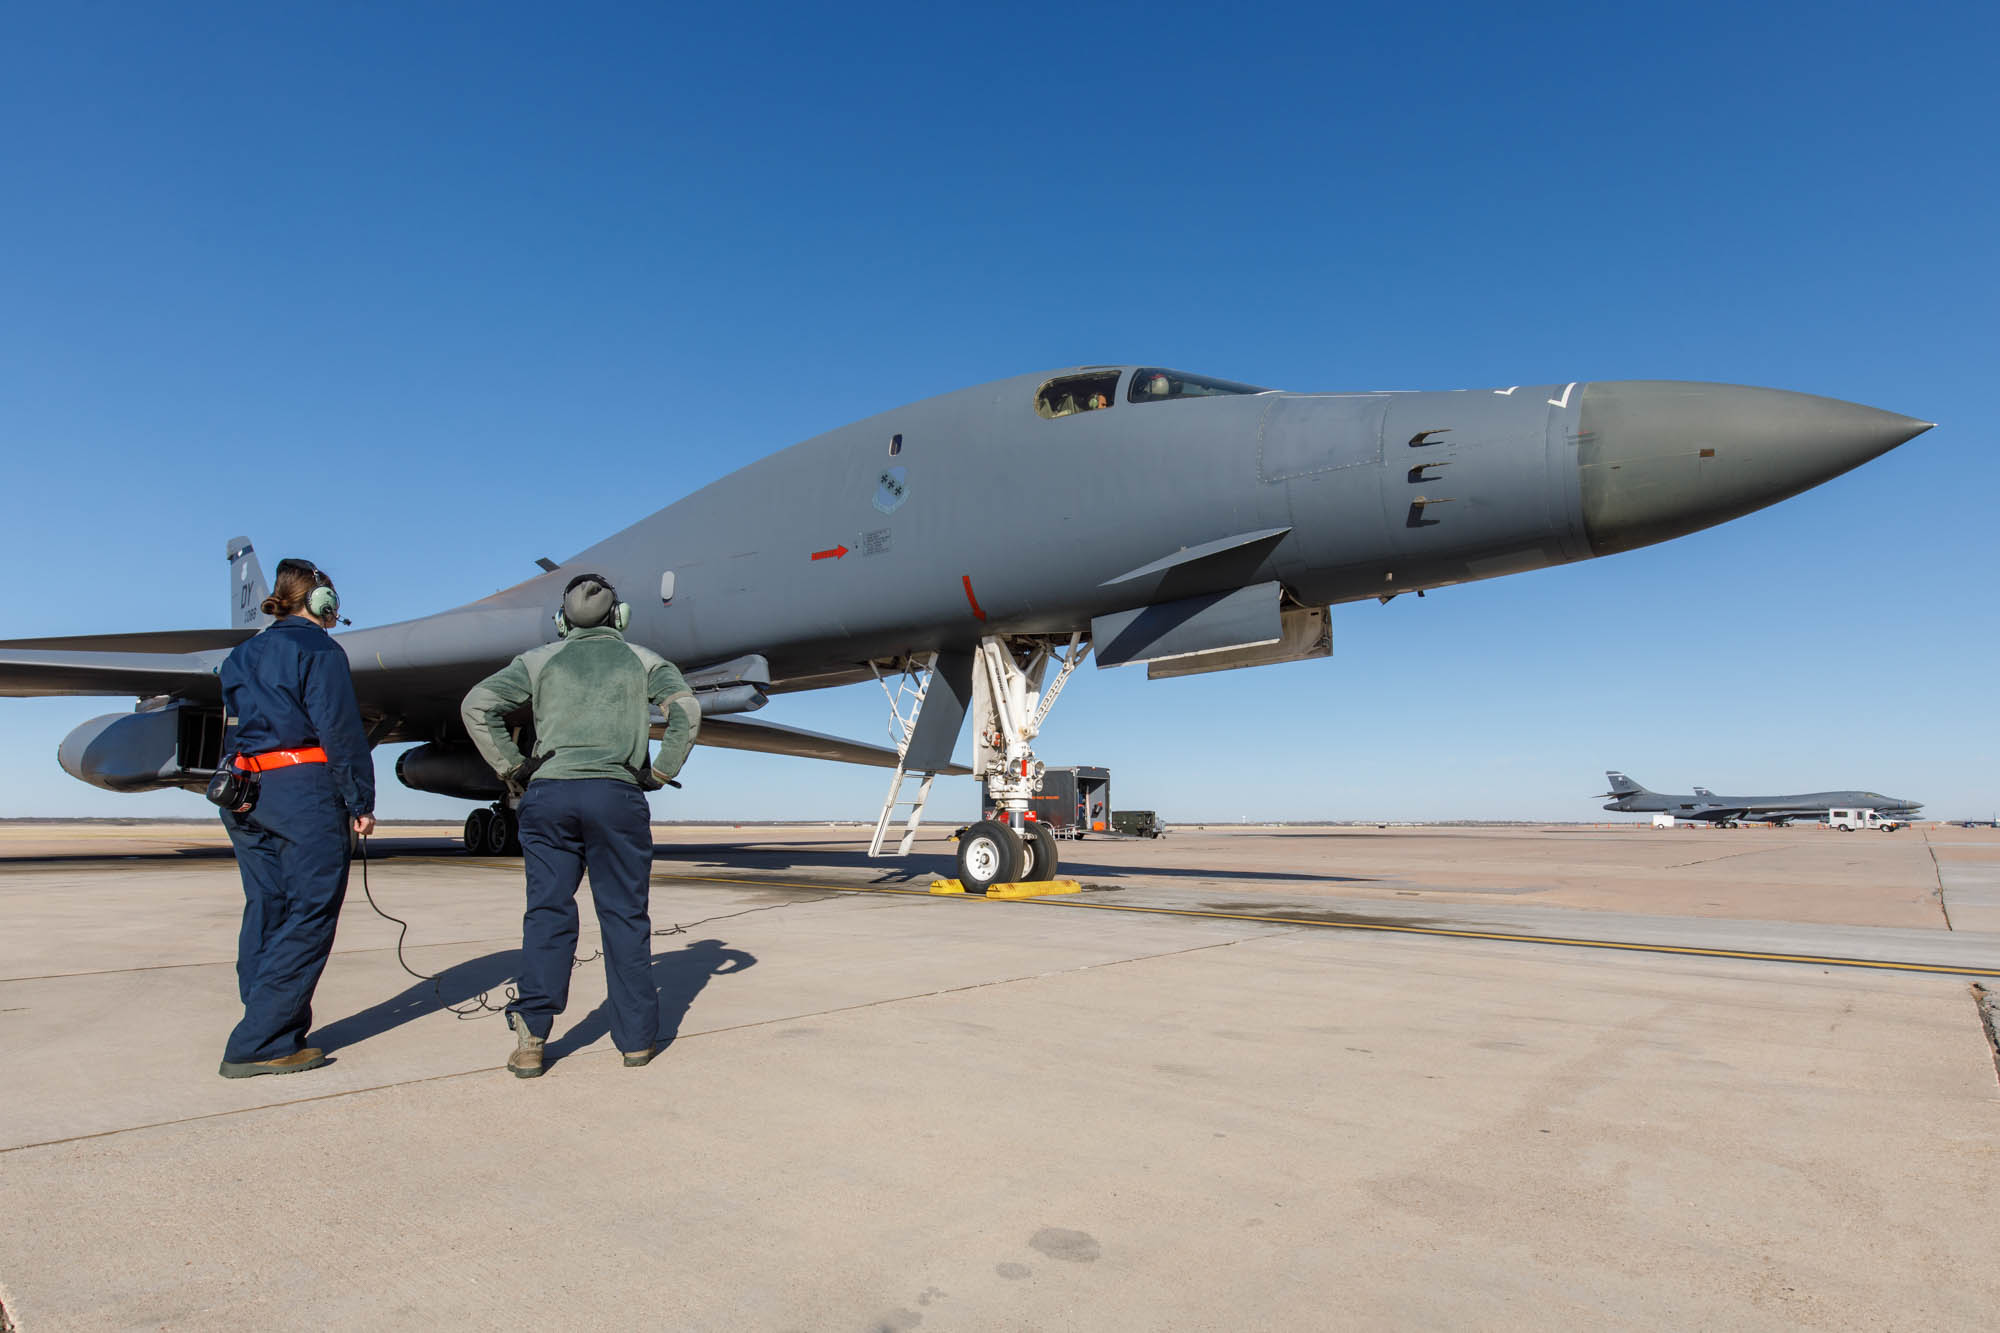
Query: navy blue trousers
221,765,352,1063
508,778,660,1052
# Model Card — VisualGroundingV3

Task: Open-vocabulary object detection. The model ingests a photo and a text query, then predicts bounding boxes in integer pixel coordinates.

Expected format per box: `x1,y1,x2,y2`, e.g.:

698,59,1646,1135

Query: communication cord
356,835,513,1016
353,836,844,1019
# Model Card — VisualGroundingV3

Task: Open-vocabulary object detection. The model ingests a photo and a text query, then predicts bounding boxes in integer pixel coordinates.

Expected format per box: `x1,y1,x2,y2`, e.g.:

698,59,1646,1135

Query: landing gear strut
955,632,1086,887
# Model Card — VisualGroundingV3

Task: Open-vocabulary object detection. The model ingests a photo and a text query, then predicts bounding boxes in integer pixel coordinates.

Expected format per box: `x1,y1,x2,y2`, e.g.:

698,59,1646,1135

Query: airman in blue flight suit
462,573,700,1078
215,559,376,1078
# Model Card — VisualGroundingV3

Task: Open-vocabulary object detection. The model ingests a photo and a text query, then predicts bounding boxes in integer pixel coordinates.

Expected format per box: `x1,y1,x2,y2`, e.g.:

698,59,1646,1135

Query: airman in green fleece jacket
460,573,700,1078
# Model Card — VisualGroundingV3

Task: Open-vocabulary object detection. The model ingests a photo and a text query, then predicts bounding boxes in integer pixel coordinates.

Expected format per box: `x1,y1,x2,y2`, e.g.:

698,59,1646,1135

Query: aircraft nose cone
1576,381,1932,556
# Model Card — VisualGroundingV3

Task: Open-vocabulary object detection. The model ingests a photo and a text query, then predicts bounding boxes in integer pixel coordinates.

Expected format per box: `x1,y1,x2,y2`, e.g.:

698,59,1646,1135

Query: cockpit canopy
1035,367,1266,419
1035,370,1120,419
1126,368,1266,403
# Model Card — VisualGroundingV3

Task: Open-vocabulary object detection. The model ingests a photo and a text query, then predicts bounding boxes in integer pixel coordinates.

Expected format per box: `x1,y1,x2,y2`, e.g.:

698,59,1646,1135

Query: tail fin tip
228,537,271,631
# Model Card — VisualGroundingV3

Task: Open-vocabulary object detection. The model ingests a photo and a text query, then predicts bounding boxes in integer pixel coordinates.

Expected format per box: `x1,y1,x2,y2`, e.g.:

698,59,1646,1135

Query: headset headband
277,557,340,621
555,572,628,636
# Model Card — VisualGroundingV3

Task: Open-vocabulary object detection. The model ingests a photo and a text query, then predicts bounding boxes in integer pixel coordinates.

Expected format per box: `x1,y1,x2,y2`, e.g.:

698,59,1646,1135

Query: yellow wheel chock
929,878,1081,898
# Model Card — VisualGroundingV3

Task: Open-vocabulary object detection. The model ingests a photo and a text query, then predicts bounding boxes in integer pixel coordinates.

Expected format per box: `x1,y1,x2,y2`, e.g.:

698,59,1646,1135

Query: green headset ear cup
553,610,570,638
614,603,631,632
307,586,340,620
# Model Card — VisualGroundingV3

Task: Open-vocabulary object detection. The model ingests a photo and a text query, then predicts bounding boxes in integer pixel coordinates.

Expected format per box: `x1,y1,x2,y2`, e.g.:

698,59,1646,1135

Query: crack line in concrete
1923,831,1954,931
1661,846,1789,870
1973,984,2000,1091
0,930,1285,1156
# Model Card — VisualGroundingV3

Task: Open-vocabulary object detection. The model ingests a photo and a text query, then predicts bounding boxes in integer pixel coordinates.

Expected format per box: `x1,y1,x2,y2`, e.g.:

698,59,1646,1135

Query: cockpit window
1035,371,1121,420
1127,368,1265,404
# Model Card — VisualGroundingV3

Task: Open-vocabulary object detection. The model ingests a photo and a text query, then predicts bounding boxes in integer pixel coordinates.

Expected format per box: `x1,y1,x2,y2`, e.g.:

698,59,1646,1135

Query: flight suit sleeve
461,658,534,779
301,644,377,816
648,660,701,781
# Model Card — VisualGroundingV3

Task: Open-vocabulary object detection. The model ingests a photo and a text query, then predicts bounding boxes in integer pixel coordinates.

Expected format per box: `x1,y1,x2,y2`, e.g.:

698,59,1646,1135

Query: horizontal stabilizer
689,714,971,775
0,646,224,699
1093,581,1283,670
0,628,256,654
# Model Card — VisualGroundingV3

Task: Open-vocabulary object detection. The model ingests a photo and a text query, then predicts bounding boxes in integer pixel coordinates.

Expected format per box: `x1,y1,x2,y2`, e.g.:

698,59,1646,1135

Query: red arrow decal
810,545,849,561
962,574,987,621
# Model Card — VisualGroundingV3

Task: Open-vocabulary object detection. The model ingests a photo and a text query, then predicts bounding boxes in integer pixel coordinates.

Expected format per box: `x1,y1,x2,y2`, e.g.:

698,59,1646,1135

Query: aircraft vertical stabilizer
227,537,270,631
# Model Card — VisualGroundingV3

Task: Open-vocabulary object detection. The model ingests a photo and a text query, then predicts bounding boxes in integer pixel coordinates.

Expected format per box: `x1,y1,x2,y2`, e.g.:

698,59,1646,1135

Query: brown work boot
621,1046,659,1068
218,1047,327,1079
507,1013,546,1079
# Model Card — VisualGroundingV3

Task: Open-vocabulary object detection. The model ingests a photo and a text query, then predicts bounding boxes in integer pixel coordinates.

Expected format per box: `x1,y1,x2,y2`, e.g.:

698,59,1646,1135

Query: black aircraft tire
465,808,491,854
1022,822,1059,881
482,808,512,857
501,808,523,857
956,820,1022,892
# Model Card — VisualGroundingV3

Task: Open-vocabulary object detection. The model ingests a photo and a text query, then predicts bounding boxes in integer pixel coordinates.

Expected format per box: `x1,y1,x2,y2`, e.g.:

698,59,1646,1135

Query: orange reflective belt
235,747,329,772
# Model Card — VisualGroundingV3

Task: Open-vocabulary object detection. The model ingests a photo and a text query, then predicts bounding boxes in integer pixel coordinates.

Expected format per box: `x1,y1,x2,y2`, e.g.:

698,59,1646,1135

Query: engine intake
59,703,224,793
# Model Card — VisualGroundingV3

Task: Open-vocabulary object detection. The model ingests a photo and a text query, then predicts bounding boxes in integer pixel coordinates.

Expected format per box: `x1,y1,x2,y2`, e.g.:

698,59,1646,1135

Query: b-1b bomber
1600,772,1924,826
1,367,1931,889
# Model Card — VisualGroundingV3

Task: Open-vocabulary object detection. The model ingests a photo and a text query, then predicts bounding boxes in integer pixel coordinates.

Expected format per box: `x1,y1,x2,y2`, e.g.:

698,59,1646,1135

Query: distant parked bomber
1600,772,1923,826
0,368,1931,888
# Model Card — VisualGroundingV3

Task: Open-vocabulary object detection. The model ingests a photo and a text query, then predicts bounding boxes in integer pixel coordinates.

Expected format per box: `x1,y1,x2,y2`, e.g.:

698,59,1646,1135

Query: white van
1828,808,1904,832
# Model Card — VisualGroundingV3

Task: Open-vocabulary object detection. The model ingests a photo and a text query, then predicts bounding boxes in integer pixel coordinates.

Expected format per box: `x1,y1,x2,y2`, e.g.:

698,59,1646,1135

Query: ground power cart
985,765,1110,839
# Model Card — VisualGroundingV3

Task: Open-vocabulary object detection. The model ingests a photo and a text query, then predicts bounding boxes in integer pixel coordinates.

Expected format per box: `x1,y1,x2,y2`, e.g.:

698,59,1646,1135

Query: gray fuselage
339,369,1928,745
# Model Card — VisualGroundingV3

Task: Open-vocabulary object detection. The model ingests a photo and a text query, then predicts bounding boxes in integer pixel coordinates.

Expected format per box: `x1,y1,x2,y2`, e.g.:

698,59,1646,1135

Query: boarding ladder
868,652,941,857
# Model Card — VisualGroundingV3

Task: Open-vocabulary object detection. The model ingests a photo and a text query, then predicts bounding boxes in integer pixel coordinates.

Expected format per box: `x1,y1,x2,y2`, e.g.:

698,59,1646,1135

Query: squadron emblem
872,465,909,514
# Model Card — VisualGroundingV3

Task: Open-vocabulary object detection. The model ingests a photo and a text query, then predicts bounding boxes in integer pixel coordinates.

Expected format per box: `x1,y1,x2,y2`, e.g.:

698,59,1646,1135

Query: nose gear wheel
955,819,1022,892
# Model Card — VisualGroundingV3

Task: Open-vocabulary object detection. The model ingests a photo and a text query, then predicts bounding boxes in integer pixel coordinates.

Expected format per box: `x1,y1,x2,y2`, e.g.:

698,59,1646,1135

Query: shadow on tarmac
0,836,458,866
311,949,523,1051
0,845,240,864
0,834,1380,886
311,937,759,1064
663,842,1379,886
546,937,757,1065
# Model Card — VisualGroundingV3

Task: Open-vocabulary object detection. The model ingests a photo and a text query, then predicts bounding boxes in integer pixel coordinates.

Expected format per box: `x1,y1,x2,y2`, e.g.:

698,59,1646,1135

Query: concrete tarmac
1,822,1995,1330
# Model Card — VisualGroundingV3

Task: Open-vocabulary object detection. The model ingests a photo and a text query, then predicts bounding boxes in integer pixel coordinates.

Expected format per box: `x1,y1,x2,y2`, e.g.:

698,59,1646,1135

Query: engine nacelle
59,703,225,793
396,742,506,801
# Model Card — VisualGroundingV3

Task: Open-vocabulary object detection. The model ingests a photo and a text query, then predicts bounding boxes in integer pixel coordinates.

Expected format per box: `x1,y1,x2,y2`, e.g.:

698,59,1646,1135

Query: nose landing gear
963,633,1084,887
874,631,1086,891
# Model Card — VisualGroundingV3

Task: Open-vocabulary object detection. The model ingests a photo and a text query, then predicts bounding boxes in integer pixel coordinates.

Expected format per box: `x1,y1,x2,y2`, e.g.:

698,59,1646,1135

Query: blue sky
2,1,1994,822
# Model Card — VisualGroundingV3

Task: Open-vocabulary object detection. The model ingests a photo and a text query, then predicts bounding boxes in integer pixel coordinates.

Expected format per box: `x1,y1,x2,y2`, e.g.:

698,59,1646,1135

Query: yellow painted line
659,872,2000,979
